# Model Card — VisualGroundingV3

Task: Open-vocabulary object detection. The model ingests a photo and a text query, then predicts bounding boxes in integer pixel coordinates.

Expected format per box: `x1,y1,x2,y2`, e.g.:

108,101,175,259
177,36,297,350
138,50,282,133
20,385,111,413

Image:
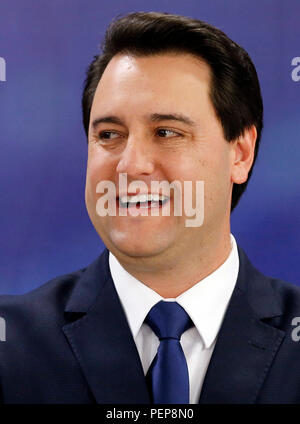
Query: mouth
117,194,170,209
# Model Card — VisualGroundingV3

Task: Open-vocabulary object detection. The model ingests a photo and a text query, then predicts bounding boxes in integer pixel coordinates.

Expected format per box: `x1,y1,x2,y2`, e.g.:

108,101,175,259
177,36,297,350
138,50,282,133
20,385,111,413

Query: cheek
178,143,231,205
87,148,115,182
204,147,232,209
85,152,116,207
172,151,210,183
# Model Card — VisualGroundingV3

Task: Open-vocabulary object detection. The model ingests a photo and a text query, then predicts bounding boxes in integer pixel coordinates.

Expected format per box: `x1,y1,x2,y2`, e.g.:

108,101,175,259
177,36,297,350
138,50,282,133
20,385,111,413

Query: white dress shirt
109,234,239,403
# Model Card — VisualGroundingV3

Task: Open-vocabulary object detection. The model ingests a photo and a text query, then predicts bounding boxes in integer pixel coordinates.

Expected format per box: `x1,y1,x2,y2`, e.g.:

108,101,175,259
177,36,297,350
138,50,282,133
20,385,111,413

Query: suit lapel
199,246,285,403
62,245,286,404
62,249,150,404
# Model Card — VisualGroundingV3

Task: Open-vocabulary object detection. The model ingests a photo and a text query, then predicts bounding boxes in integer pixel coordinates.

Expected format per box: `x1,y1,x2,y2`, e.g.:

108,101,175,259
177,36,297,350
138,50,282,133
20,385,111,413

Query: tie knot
145,301,193,340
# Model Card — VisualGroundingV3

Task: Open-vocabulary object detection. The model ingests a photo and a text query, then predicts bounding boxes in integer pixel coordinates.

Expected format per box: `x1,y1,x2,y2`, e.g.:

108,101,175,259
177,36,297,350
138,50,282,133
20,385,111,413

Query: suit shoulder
0,265,87,315
238,245,300,318
269,276,300,313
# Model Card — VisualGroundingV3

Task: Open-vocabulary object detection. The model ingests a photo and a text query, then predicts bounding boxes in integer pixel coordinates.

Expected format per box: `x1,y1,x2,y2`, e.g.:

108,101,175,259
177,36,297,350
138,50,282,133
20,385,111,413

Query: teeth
119,194,169,204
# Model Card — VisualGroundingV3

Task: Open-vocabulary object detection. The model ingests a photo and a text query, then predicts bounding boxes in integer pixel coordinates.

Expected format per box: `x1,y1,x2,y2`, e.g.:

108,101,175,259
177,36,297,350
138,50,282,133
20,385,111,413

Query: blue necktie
145,301,194,404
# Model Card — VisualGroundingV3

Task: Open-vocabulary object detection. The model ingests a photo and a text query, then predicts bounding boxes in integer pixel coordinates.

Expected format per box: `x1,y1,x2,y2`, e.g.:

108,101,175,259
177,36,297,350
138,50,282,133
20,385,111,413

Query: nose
116,134,155,177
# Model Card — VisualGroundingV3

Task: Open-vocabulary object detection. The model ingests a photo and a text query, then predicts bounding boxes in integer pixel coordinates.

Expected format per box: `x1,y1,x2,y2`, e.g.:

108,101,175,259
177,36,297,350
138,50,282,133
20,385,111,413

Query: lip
116,196,171,211
117,192,170,198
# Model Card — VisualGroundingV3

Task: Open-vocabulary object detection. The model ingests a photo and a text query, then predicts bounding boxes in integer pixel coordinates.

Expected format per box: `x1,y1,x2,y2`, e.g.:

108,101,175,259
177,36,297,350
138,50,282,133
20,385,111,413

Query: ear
230,125,257,185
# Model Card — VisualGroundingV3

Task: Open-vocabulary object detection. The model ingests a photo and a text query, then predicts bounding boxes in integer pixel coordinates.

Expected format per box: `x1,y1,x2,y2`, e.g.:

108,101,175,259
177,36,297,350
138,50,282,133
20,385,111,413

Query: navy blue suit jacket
1,246,300,403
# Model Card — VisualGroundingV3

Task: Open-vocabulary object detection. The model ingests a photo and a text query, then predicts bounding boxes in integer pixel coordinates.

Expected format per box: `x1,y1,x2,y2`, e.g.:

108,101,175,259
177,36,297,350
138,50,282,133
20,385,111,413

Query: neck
112,231,232,298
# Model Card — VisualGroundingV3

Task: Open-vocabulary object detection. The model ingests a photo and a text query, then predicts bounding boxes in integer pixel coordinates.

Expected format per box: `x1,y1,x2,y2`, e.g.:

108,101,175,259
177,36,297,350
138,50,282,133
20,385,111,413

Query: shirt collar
109,234,239,349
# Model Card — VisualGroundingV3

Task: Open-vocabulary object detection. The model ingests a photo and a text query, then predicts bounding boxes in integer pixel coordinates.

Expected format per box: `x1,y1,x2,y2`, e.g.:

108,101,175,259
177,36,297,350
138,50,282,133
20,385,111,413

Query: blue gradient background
0,0,299,294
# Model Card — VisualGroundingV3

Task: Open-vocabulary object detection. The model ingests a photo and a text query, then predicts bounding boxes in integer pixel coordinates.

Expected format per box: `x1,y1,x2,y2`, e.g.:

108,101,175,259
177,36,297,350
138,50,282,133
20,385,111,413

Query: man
0,11,300,404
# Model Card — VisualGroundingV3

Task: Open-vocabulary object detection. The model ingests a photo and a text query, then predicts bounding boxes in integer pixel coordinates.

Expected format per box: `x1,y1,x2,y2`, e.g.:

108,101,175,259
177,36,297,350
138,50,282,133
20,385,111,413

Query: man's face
85,53,236,267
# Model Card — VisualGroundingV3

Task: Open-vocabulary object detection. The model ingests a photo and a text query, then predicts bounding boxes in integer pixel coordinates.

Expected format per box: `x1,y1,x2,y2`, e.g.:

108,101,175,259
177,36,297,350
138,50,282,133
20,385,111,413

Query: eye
156,129,181,138
98,130,121,140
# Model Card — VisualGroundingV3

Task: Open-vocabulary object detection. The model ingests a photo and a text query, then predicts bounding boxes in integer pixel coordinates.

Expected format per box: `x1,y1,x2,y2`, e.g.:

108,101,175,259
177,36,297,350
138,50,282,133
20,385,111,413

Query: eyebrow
150,113,196,127
91,113,196,129
91,115,124,128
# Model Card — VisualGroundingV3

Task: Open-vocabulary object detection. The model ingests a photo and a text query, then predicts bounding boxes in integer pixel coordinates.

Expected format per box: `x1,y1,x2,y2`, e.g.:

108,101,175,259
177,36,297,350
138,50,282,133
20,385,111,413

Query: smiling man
1,11,300,404
85,51,247,297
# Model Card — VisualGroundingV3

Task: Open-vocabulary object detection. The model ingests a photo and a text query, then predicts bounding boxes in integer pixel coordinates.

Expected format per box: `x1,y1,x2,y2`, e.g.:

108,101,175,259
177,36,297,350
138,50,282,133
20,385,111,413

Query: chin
114,241,165,258
106,231,170,259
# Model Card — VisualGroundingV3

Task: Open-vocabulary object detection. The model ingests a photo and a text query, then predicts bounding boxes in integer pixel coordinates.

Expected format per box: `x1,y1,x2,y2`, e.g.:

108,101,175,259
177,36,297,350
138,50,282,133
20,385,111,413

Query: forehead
103,51,210,77
90,52,213,119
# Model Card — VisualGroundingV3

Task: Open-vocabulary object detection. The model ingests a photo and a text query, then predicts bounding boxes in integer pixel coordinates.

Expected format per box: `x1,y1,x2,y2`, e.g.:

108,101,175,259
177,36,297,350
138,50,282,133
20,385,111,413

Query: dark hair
82,11,263,211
